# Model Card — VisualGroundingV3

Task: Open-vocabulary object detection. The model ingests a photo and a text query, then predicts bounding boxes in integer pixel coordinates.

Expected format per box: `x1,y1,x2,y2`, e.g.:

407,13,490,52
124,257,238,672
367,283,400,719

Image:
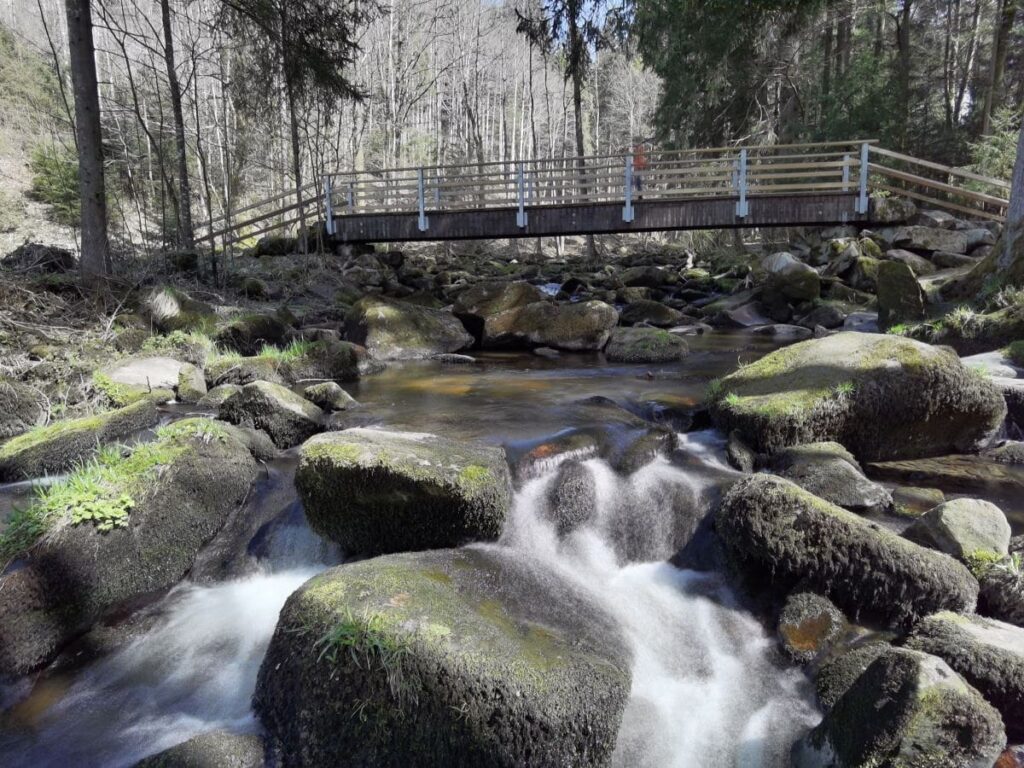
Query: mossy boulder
94,356,183,406
0,378,46,441
219,381,323,448
197,383,242,408
717,475,979,629
205,356,285,387
603,327,688,364
767,441,892,513
761,251,820,302
877,260,925,330
142,286,217,334
281,340,379,382
345,296,472,360
905,612,1024,742
253,547,631,768
175,363,207,404
618,300,684,328
893,225,970,255
0,400,159,481
792,647,1005,768
452,281,548,341
483,300,618,351
133,730,265,768
0,419,260,678
814,641,892,712
903,498,1011,561
297,429,512,555
302,381,358,411
709,332,1006,461
777,591,846,664
215,313,291,356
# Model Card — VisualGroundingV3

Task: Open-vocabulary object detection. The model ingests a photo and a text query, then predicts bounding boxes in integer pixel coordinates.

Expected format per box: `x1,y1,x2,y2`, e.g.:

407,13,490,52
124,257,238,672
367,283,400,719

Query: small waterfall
494,448,820,767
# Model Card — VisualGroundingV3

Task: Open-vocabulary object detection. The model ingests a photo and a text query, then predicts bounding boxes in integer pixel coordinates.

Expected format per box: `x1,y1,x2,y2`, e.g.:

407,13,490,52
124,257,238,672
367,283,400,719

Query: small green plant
156,418,228,444
705,378,723,401
1005,340,1024,367
255,339,313,362
723,392,741,406
833,381,856,397
316,610,414,703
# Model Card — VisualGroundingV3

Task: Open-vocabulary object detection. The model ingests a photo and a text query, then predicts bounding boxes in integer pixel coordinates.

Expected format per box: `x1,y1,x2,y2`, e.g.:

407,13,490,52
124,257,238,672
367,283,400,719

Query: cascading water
493,447,820,768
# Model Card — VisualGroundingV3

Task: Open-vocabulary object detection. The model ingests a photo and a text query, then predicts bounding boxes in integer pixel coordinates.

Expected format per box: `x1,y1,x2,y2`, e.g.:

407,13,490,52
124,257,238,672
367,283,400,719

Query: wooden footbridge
197,141,1010,249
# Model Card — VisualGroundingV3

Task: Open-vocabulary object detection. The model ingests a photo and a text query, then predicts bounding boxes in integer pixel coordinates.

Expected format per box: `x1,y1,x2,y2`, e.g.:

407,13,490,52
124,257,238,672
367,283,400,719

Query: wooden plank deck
330,193,865,243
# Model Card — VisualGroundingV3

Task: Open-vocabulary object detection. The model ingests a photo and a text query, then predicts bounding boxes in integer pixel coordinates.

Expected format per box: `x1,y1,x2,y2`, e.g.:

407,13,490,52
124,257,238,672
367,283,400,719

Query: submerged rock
345,296,472,360
603,327,688,364
717,475,978,629
906,612,1024,742
792,647,1005,768
0,400,159,481
709,332,1006,461
219,381,324,448
296,429,512,555
767,441,892,513
0,419,259,678
0,378,46,441
253,548,631,768
777,591,847,664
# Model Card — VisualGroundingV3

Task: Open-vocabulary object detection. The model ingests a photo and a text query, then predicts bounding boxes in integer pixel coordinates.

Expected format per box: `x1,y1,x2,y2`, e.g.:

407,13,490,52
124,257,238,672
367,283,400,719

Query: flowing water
0,329,1018,766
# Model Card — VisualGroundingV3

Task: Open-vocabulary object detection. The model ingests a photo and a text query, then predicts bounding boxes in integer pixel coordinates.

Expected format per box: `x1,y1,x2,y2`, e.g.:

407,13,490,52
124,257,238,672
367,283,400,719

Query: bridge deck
195,141,1010,249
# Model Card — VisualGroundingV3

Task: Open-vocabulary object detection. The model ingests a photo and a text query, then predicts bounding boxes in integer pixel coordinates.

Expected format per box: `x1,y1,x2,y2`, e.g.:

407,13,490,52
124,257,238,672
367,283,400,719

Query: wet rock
792,648,1005,768
142,287,216,334
796,304,847,330
175,363,207,404
840,310,878,332
618,299,684,328
0,379,46,441
0,400,159,481
219,381,324,448
993,377,1024,427
613,428,677,474
814,641,891,712
977,560,1024,628
713,302,773,328
750,323,813,340
545,460,596,535
906,612,1024,742
709,332,1006,462
296,429,512,555
777,591,846,664
215,314,291,356
762,251,820,302
345,295,472,360
302,381,358,412
726,430,757,472
452,281,547,340
0,419,259,678
893,225,970,255
197,383,241,408
603,327,688,364
507,430,602,480
903,498,1011,561
767,441,892,513
884,248,937,276
253,547,631,768
717,475,979,629
986,441,1024,464
484,300,618,351
877,261,926,330
133,730,265,767
431,353,476,364
892,486,946,516
867,454,1024,500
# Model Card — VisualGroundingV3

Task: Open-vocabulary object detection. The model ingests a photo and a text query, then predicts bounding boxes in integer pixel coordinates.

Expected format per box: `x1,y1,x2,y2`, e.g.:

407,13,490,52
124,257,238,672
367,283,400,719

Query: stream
0,329,1019,767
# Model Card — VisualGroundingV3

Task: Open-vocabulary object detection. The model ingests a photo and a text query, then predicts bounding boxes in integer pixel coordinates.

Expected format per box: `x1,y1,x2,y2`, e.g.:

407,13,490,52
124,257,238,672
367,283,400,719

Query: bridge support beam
516,164,527,228
323,176,334,236
735,149,749,219
855,142,870,215
623,157,635,223
417,168,429,232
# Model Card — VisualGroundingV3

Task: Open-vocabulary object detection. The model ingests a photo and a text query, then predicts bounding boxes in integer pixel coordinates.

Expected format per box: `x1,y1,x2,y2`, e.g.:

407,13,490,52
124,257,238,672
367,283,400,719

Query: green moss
141,329,216,363
458,465,492,488
92,371,173,407
0,411,108,460
1005,340,1024,367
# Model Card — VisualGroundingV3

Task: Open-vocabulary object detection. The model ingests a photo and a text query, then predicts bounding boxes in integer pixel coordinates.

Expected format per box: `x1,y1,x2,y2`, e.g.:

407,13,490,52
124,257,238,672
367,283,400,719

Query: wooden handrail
868,146,1010,190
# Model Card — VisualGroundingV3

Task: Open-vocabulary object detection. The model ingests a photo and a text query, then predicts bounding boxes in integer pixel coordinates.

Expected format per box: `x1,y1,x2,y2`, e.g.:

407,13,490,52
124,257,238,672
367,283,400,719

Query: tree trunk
999,122,1024,271
568,12,594,260
981,0,1017,136
160,0,193,249
895,1,913,149
821,6,833,100
65,0,110,288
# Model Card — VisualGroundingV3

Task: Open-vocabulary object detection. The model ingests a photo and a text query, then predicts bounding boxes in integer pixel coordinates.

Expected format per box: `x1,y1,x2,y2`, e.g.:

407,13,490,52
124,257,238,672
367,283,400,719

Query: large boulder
767,441,892,513
792,647,1005,768
877,260,925,329
709,332,1006,461
296,429,512,555
345,296,472,360
281,340,379,383
0,400,160,481
884,248,937,276
717,475,979,629
176,363,207,404
95,356,183,405
253,547,631,768
481,300,618,351
893,225,970,255
603,327,688,364
0,419,259,677
618,300,684,328
906,612,1024,742
762,251,820,302
219,381,323,448
0,378,46,441
133,731,265,768
452,281,548,340
302,381,358,412
903,498,1012,561
215,313,291,356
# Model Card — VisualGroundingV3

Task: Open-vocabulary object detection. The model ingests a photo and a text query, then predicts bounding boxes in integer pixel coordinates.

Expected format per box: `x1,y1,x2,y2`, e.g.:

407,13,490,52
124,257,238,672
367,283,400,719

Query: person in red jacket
632,140,649,197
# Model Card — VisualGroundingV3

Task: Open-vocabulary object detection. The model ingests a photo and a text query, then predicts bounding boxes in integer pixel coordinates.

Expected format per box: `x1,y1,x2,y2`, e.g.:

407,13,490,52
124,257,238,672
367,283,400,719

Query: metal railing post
735,148,749,218
323,176,335,236
856,142,870,214
842,154,851,192
623,156,634,223
346,181,354,212
434,175,442,208
516,163,527,228
417,168,429,232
